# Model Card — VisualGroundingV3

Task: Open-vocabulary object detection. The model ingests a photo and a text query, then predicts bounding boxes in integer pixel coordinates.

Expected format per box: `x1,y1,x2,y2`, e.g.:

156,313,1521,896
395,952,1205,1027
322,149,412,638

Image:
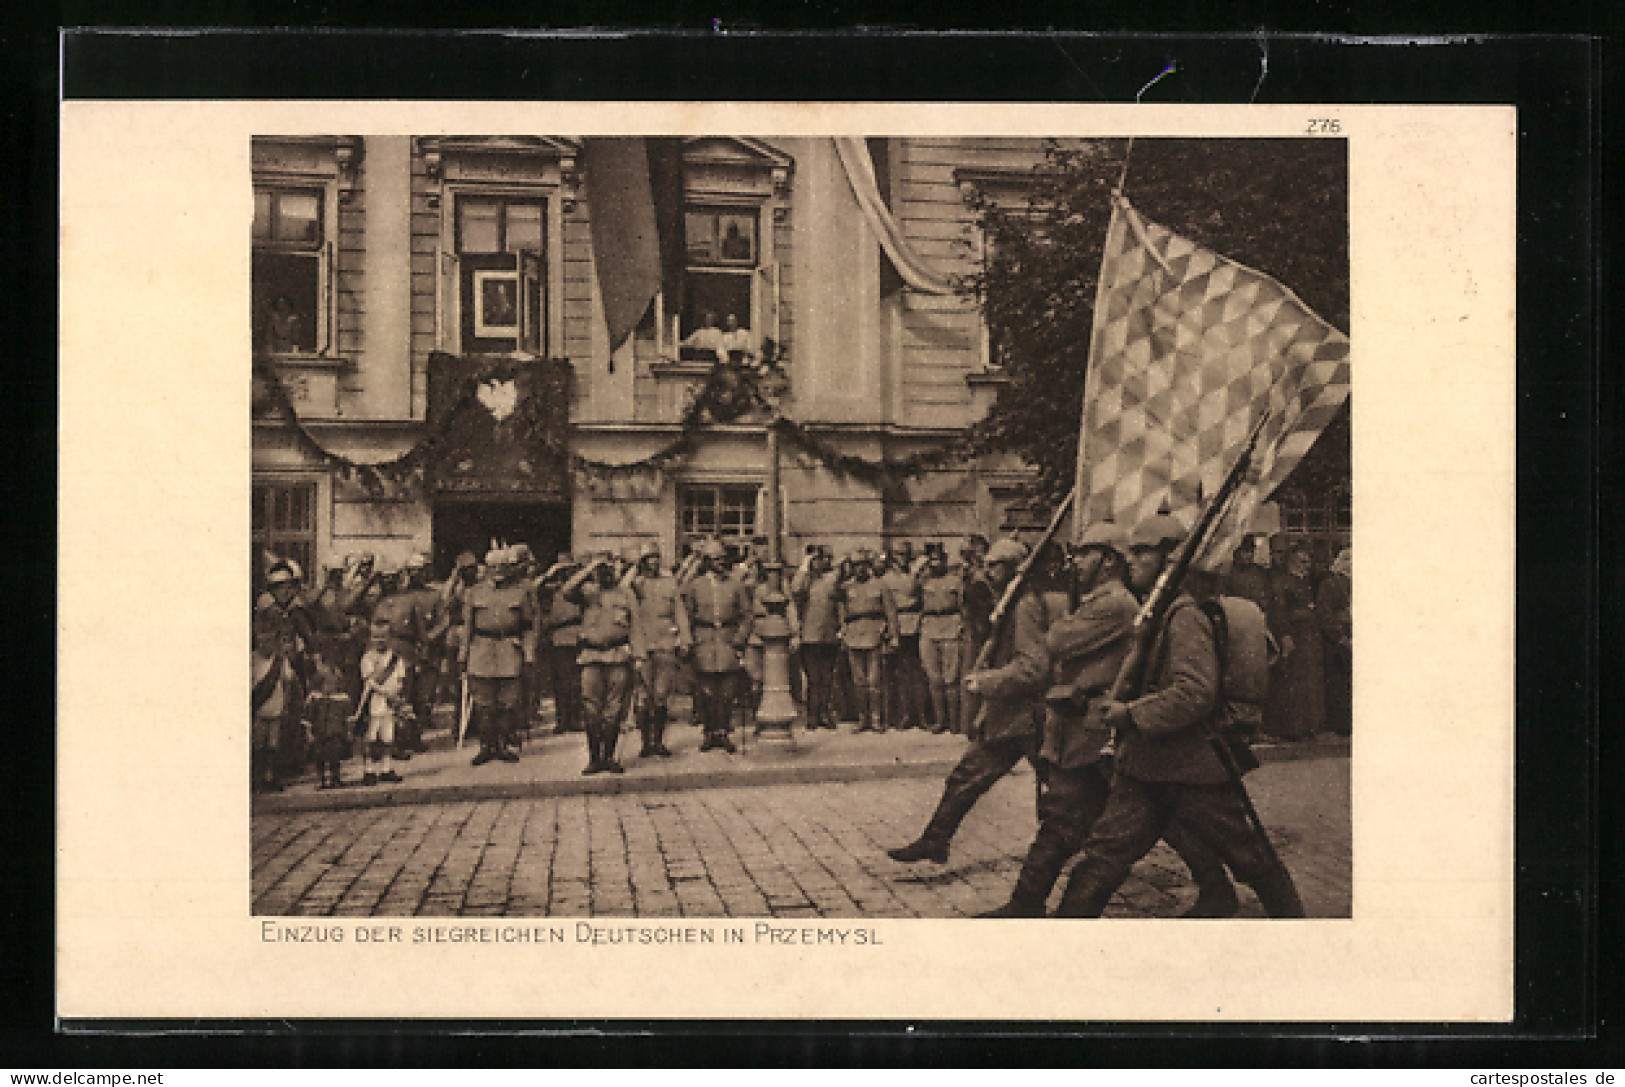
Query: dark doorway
431,499,571,578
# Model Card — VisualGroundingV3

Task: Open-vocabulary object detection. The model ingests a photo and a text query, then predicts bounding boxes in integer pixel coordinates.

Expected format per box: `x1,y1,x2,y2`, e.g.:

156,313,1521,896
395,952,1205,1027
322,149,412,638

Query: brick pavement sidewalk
257,702,1351,815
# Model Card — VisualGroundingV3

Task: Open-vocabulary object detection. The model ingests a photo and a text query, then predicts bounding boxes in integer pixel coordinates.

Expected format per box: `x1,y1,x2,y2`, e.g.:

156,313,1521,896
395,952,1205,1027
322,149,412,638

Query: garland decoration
253,344,981,496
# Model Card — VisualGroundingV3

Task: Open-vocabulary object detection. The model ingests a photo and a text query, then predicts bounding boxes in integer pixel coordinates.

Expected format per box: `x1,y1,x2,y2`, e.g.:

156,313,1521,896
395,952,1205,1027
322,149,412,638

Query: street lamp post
753,412,799,739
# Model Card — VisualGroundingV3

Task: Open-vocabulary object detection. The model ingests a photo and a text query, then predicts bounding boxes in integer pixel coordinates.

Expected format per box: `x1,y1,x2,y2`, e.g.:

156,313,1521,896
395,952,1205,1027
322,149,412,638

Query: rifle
965,488,1077,736
1102,413,1284,862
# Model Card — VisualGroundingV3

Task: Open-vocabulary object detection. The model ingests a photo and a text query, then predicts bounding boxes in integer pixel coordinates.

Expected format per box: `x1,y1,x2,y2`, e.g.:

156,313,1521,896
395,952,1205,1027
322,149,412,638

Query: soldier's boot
601,723,625,774
1166,825,1240,918
1053,866,1118,918
495,708,520,762
979,828,1075,916
652,706,673,757
887,792,966,864
1247,864,1307,918
638,706,659,758
582,727,603,775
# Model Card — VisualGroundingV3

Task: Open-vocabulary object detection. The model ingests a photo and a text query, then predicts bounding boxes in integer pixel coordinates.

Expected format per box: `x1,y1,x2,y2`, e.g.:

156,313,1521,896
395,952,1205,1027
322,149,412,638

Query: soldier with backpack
1052,515,1305,918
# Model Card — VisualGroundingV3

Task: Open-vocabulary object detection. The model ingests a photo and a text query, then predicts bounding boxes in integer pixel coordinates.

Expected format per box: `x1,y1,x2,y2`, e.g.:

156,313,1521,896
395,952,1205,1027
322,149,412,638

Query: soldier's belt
923,608,959,616
582,635,631,650
846,611,883,620
691,619,735,629
546,620,581,633
473,630,522,640
896,605,922,614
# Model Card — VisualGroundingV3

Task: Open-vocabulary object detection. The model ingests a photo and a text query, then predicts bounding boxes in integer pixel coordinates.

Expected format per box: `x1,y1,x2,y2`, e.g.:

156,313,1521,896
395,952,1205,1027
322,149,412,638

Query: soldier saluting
627,542,691,759
1052,515,1305,918
561,553,645,775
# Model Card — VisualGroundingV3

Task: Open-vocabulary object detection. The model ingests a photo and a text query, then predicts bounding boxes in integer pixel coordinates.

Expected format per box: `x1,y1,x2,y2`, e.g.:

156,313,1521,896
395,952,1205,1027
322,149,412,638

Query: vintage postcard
58,101,1515,1021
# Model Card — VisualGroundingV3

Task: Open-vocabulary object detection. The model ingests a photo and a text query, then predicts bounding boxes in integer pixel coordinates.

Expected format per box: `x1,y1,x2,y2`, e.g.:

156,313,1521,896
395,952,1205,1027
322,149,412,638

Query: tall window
252,481,318,597
679,483,759,559
252,187,325,355
681,206,757,346
456,196,545,354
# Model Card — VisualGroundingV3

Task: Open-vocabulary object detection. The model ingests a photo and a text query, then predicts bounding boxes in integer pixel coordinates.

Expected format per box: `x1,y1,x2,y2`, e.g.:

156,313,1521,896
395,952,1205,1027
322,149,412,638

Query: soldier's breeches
922,735,1034,844
646,651,679,706
1057,776,1283,916
1014,761,1112,905
801,643,838,724
580,663,631,744
546,647,583,729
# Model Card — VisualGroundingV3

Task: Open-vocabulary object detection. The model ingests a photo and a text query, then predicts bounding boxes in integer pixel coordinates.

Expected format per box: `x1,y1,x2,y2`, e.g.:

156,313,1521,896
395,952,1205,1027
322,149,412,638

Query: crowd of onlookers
248,530,1349,793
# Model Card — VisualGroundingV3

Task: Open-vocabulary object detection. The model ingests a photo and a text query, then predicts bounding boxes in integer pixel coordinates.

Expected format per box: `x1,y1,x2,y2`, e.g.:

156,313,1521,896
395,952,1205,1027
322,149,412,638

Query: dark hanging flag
647,136,689,320
580,137,663,354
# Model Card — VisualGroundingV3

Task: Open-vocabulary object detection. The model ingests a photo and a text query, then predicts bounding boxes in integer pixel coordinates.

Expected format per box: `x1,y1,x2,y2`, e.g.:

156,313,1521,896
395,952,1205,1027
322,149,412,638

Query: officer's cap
265,561,297,586
638,542,662,560
1076,521,1128,556
1130,514,1188,551
985,537,1029,566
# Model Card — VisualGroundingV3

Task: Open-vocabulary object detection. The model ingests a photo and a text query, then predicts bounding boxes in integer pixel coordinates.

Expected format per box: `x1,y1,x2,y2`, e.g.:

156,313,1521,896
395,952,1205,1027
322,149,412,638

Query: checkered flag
1073,196,1351,566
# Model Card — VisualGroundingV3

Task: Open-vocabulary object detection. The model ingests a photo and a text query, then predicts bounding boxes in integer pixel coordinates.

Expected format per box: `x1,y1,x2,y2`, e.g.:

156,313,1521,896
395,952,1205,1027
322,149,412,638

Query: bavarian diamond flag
1073,195,1351,566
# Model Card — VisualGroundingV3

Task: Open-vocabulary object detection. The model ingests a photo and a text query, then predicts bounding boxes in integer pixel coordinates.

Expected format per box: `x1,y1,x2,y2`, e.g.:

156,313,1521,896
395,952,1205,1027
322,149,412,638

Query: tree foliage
965,137,1350,511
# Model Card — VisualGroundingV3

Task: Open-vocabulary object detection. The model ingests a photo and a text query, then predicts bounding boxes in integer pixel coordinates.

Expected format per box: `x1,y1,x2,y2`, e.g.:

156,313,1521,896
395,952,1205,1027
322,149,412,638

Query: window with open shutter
252,187,330,357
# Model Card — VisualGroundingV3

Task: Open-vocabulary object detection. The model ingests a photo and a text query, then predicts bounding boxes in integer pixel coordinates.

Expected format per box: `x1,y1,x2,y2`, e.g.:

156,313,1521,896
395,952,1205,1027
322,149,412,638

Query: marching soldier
838,548,899,732
540,553,585,735
1052,515,1306,918
459,546,537,766
562,554,644,775
889,537,1048,865
882,545,927,729
682,539,753,753
628,542,692,758
790,545,842,730
916,542,964,736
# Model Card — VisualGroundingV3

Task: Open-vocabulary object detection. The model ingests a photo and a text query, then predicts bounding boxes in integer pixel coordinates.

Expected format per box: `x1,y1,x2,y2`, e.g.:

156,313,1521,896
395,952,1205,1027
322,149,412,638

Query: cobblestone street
253,756,1350,919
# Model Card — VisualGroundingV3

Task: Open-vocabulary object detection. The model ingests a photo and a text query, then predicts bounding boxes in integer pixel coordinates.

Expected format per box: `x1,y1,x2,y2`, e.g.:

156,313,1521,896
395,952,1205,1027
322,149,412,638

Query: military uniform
1054,595,1305,917
838,573,899,731
630,568,692,755
893,586,1050,861
572,576,643,772
463,577,536,762
791,564,842,729
917,569,965,734
882,564,927,729
542,584,584,734
683,569,753,749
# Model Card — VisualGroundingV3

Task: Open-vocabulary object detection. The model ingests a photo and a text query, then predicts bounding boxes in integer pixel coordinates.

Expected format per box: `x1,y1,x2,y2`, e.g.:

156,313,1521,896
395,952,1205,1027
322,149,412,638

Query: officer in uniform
881,547,927,729
1052,515,1307,918
629,542,692,758
790,546,842,730
562,554,644,775
682,540,753,753
889,537,1048,865
459,546,536,766
540,553,585,735
916,542,965,736
838,549,900,732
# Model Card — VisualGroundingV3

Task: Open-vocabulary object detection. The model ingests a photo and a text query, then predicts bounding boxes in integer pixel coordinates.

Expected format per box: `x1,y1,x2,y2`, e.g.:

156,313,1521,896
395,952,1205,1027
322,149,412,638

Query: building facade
250,134,1094,590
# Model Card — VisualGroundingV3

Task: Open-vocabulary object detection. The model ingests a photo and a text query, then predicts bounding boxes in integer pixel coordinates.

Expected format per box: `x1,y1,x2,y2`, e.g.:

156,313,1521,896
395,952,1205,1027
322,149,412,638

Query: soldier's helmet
485,544,510,566
985,537,1029,567
701,539,727,561
454,550,478,570
638,541,662,563
510,544,534,565
265,561,297,586
405,552,430,570
1076,521,1128,558
1130,514,1188,551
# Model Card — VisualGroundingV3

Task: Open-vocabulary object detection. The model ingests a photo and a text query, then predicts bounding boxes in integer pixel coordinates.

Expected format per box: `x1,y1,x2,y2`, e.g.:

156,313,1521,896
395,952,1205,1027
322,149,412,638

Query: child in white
356,618,407,785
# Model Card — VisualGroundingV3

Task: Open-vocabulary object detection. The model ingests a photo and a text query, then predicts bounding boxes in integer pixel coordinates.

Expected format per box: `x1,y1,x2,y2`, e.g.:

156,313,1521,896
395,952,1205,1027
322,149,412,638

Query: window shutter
756,261,780,348
518,249,543,355
437,249,461,353
323,240,337,355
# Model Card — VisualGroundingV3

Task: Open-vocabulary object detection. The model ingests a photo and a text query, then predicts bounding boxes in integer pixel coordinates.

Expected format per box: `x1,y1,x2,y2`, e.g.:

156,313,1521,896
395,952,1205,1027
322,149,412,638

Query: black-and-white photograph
248,132,1351,922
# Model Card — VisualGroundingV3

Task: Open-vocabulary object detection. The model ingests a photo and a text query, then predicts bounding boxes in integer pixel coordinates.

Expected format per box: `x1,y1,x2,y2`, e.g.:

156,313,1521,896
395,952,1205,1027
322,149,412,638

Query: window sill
649,358,719,379
964,368,1011,389
259,351,354,372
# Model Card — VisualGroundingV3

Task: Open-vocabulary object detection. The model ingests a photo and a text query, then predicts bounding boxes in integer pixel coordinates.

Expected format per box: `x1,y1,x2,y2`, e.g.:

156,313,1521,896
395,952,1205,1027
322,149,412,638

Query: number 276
1306,118,1342,134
